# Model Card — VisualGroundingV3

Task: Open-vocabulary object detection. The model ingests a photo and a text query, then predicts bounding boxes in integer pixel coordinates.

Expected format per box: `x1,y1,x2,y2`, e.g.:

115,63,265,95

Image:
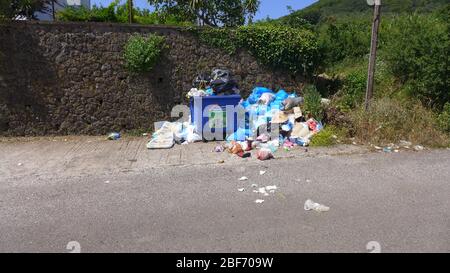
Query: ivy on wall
189,25,320,76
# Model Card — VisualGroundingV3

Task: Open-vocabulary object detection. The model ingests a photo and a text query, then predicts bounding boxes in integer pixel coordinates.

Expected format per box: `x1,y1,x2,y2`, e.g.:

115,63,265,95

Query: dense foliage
148,0,260,27
124,34,166,73
382,14,449,109
194,25,320,75
237,25,319,75
317,17,371,66
57,0,191,26
280,0,449,25
0,0,56,20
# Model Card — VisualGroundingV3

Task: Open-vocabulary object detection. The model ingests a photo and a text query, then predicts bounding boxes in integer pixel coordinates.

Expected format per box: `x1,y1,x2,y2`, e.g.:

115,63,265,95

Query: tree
148,0,260,27
0,0,59,20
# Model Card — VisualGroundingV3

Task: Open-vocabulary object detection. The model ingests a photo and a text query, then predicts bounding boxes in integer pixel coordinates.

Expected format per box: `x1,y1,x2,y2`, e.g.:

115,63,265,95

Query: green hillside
282,0,449,24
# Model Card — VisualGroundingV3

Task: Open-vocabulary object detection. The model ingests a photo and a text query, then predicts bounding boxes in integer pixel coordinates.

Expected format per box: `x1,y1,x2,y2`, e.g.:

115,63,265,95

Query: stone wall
0,21,304,136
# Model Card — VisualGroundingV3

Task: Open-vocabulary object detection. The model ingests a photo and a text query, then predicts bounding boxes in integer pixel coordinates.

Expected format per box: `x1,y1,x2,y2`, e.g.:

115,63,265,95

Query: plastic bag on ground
304,199,330,212
226,128,253,142
185,124,202,143
256,148,274,161
147,122,177,149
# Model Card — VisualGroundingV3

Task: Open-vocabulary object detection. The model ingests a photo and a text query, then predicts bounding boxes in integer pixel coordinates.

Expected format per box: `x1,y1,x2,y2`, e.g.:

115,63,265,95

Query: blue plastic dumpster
190,95,242,140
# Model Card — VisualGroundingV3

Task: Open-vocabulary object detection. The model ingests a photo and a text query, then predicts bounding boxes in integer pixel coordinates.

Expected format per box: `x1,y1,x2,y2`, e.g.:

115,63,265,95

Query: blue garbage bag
247,87,274,104
226,128,253,142
274,89,289,101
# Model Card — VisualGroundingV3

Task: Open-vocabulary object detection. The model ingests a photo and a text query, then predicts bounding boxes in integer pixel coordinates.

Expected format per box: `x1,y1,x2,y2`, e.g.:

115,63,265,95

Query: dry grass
349,98,450,147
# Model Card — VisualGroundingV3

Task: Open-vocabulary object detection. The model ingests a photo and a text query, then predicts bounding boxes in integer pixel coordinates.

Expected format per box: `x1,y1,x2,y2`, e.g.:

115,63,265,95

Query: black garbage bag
210,69,240,95
192,72,211,89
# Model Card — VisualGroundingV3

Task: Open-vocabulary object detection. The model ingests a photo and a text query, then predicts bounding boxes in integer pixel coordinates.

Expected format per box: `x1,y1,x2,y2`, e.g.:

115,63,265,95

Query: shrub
236,25,319,75
349,97,449,147
303,85,324,121
124,35,166,73
194,25,320,75
310,127,337,147
317,18,371,66
335,69,367,112
382,14,449,109
438,103,450,133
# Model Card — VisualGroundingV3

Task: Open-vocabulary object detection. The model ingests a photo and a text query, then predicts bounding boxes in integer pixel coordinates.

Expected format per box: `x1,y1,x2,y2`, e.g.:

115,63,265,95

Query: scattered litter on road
214,145,225,152
304,199,330,212
218,160,225,164
253,186,278,196
414,145,424,151
374,146,382,150
306,179,311,183
399,140,412,147
238,176,248,181
251,184,258,188
107,132,121,140
254,187,267,194
237,151,251,158
104,180,110,184
256,148,274,161
142,133,149,137
259,170,266,175
238,188,245,192
383,147,392,153
255,199,264,204
17,163,23,166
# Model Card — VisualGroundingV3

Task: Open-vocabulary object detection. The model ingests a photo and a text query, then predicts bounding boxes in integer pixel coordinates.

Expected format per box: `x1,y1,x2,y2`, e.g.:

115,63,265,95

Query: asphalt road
0,148,449,253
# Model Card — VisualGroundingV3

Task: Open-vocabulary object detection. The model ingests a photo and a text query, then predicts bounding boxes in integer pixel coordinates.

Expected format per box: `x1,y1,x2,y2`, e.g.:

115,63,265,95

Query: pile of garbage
187,69,240,98
147,69,325,160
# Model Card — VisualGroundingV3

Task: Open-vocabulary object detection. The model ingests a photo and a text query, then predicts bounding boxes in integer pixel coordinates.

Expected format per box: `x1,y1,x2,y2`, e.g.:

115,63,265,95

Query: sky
90,0,318,20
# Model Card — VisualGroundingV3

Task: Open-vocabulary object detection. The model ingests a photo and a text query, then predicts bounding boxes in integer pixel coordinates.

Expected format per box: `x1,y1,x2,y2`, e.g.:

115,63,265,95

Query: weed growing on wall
124,34,166,73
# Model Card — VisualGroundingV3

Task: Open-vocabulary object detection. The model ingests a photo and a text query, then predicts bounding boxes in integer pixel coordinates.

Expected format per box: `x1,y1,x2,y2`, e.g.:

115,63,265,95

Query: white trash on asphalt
259,170,267,175
253,186,278,196
239,176,248,181
255,199,264,204
414,145,424,151
304,199,330,212
238,188,245,192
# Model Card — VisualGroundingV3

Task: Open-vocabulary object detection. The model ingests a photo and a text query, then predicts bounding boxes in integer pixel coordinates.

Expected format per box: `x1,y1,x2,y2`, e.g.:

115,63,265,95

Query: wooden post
128,0,133,24
365,0,381,111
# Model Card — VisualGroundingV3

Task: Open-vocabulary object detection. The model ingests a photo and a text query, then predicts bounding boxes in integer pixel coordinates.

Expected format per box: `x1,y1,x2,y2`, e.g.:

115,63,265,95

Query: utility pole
51,0,56,21
128,0,134,24
365,0,381,111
